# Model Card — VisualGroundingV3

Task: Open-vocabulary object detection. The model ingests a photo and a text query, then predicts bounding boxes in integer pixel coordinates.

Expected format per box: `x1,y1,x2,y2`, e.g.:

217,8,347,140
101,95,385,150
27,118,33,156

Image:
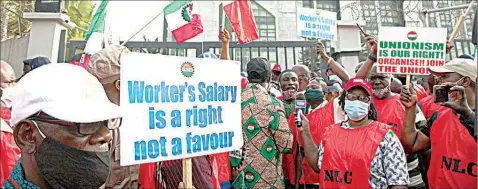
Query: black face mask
33,121,110,189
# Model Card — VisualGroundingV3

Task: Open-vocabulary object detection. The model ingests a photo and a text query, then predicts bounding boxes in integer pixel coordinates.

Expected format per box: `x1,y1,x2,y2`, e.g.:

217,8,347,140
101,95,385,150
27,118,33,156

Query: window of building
360,1,378,35
378,1,404,27
316,0,341,20
303,0,313,8
251,1,276,42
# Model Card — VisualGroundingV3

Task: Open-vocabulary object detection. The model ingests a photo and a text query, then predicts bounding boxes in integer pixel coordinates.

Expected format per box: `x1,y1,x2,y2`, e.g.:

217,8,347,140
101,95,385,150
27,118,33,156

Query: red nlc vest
419,95,444,120
428,108,477,188
319,121,389,188
373,95,404,139
285,101,335,185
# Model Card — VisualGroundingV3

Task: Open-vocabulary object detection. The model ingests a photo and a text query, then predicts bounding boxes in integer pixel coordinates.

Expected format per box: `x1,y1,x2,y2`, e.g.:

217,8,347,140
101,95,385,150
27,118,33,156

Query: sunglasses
28,113,121,135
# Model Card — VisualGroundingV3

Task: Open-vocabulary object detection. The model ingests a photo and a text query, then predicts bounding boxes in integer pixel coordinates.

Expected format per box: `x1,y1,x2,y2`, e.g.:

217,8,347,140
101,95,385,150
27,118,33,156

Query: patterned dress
230,83,293,189
3,160,41,189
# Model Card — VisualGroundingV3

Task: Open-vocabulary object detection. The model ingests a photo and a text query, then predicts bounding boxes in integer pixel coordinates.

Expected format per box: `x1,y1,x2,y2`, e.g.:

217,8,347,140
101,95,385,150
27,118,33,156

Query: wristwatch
368,54,377,62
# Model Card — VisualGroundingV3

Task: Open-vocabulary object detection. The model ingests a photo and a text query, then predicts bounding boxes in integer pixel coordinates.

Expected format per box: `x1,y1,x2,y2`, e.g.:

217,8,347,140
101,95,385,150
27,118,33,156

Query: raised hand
218,25,230,43
316,41,328,59
442,85,473,116
400,85,417,108
365,35,378,56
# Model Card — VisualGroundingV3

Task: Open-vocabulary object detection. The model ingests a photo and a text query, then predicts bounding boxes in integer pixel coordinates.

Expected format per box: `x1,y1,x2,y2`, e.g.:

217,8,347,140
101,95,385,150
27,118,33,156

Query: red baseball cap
343,78,373,96
272,64,281,72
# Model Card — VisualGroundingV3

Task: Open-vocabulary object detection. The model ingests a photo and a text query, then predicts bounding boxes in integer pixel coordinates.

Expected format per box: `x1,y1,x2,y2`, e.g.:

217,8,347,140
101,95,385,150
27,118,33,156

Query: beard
372,86,390,99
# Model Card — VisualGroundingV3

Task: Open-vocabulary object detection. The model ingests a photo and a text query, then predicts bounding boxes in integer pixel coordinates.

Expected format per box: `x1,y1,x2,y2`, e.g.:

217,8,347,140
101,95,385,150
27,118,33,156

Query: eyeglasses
346,93,371,103
29,114,121,135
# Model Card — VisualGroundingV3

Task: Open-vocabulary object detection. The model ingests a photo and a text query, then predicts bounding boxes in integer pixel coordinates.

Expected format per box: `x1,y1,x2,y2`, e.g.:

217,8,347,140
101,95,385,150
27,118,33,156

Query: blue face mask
344,100,370,121
304,89,324,102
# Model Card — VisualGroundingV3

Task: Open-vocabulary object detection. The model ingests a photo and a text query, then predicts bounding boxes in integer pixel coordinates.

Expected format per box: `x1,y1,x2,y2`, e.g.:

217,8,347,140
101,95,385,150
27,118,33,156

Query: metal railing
66,40,317,71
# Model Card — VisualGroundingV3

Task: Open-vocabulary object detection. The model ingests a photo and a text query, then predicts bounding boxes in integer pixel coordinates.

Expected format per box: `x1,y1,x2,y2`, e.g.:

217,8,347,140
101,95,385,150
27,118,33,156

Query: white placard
296,7,337,41
377,27,447,75
119,53,243,166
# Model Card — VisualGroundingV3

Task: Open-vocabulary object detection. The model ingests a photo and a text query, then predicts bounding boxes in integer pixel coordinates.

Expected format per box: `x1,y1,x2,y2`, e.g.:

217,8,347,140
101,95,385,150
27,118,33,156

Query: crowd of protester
0,24,476,189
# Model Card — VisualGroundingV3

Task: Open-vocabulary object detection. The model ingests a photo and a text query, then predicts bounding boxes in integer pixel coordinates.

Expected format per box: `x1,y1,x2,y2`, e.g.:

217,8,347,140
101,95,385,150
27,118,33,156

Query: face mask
32,120,110,189
344,100,370,121
372,85,390,99
304,89,324,102
282,90,298,101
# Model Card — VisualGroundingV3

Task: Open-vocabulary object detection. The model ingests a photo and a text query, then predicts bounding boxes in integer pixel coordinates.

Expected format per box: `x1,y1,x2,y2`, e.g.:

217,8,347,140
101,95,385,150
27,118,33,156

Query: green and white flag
164,1,203,44
84,0,118,54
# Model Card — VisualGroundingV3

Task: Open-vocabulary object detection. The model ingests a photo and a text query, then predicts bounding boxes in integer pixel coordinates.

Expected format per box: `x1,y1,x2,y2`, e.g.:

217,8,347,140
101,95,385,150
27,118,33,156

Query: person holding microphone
298,78,409,189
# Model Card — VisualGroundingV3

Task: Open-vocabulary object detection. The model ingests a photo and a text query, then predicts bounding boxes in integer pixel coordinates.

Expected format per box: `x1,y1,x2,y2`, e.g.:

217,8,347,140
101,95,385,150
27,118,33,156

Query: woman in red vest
298,78,409,189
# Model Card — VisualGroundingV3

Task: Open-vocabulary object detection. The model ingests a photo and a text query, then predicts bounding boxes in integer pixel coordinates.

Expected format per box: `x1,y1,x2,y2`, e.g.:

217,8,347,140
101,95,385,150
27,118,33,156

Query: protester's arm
297,112,320,172
400,86,431,154
219,25,230,60
355,35,377,79
316,42,350,83
272,106,293,154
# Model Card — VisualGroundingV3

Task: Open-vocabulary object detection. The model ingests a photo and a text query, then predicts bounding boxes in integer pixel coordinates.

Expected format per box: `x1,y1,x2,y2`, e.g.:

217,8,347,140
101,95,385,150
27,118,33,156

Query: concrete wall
1,35,29,77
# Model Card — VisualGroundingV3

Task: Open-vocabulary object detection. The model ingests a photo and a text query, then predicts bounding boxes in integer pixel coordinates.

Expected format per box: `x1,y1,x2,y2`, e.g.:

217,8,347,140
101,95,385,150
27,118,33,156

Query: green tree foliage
65,1,95,40
1,0,94,40
2,0,34,39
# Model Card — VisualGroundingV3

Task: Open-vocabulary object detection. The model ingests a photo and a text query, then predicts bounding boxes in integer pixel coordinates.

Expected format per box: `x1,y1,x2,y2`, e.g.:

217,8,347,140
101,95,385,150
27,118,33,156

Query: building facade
160,0,475,69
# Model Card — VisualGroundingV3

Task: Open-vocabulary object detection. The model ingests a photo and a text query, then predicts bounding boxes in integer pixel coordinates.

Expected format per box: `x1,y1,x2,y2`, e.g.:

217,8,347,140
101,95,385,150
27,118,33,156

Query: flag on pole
223,0,258,44
84,0,118,55
164,1,203,44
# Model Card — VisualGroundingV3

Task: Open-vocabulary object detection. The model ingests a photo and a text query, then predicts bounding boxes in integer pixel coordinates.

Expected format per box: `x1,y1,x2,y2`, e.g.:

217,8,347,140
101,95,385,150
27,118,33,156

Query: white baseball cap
429,58,477,81
11,63,122,126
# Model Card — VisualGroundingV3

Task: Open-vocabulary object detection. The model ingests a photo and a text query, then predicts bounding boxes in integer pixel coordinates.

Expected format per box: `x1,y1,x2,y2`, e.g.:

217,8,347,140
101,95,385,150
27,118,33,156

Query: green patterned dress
230,84,293,189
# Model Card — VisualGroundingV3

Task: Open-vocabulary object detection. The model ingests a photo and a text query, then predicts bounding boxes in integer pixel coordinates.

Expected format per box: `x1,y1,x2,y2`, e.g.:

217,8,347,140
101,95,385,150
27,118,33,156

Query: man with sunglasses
3,63,122,189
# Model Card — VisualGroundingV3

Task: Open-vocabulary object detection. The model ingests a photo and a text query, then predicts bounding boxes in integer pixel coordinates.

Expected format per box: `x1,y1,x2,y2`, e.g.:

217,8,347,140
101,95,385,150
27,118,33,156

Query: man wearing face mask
401,58,476,189
275,69,299,188
87,45,140,189
305,80,326,113
363,64,427,189
278,69,299,118
3,63,121,189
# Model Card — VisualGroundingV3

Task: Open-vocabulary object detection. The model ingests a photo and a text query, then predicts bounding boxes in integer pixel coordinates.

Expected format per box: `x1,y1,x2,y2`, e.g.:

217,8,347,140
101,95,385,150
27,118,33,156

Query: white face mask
344,100,370,121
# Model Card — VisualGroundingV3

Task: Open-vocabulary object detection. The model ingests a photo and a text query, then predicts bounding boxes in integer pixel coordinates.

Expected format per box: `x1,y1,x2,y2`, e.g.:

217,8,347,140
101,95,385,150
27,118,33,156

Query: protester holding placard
230,57,292,189
87,45,140,189
4,64,122,189
299,78,409,189
401,58,477,189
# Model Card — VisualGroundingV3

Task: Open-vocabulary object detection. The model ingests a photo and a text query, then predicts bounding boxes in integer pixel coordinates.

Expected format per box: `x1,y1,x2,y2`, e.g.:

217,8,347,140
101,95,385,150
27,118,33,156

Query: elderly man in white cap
401,58,477,189
3,63,122,189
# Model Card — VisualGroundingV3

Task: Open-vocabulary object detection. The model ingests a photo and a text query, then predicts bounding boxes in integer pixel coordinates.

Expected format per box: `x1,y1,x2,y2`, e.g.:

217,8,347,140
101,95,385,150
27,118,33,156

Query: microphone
295,93,306,127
